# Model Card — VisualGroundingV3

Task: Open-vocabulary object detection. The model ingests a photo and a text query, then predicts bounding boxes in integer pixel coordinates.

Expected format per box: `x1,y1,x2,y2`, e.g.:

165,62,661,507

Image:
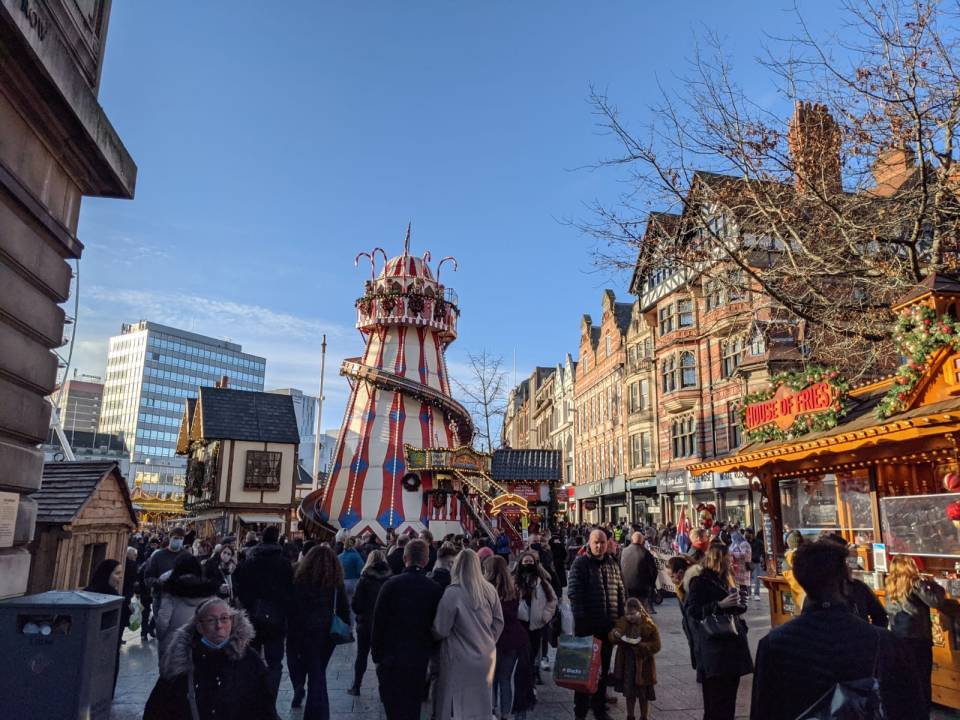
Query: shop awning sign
744,381,835,432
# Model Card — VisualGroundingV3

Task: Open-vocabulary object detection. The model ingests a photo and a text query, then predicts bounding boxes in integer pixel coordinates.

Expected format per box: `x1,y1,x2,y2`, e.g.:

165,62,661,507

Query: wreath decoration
737,365,850,443
401,472,421,492
876,304,960,419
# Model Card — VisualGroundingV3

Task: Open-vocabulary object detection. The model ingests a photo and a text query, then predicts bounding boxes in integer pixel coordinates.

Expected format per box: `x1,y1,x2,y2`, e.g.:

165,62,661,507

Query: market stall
690,275,960,709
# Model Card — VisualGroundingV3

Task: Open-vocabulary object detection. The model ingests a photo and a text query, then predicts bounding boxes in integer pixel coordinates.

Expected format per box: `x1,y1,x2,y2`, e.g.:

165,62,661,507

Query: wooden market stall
27,461,138,594
690,275,960,709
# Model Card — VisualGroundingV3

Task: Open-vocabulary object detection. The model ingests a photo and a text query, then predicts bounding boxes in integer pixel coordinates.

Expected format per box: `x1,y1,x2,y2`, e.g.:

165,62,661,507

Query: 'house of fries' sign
744,381,835,432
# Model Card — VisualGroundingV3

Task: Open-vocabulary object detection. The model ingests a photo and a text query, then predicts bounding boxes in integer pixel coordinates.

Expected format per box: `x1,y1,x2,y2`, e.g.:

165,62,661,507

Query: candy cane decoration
355,252,375,280
437,256,458,284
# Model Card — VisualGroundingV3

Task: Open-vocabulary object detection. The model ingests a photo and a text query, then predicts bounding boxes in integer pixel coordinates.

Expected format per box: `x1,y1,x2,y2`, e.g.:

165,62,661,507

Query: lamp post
312,334,327,491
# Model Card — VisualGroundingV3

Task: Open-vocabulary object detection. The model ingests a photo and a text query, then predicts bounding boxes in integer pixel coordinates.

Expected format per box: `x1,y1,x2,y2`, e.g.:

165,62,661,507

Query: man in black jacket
567,528,625,720
620,531,659,611
371,539,443,720
751,541,923,720
233,525,293,704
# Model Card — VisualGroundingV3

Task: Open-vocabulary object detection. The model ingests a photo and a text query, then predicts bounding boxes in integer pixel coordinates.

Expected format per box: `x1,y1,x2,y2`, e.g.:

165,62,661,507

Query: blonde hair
451,548,491,610
884,555,920,606
361,548,387,573
701,545,734,587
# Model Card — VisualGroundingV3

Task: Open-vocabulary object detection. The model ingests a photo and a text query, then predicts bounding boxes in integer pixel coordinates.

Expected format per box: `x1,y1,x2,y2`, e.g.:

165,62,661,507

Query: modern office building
98,321,266,494
53,374,104,436
267,388,325,477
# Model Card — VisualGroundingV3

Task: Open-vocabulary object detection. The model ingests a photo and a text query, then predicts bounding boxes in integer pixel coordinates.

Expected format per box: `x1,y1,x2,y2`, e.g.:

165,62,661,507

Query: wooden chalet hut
28,461,137,594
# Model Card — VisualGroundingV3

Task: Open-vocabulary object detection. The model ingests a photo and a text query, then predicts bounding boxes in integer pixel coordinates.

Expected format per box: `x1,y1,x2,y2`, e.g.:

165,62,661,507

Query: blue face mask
200,636,230,650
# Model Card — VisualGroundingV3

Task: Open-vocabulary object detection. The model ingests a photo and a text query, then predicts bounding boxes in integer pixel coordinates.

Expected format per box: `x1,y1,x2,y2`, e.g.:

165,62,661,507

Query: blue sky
75,1,839,432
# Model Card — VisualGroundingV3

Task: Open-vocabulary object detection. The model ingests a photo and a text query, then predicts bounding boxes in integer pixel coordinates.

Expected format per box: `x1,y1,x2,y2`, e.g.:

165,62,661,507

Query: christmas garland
356,290,460,318
876,304,960,419
737,365,850,443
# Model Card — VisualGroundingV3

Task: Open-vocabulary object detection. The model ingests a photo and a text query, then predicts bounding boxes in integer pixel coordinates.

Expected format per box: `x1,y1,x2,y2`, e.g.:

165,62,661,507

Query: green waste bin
0,590,123,720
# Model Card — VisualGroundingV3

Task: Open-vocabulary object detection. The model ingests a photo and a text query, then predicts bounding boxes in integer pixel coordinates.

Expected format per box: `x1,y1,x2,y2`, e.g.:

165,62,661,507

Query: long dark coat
685,568,753,682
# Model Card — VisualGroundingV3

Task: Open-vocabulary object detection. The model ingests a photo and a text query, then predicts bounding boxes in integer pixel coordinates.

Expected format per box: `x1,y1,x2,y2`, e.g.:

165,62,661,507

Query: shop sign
508,484,542,502
657,471,688,493
575,477,625,499
628,478,658,491
688,473,715,492
714,472,750,489
583,499,598,511
744,381,834,432
0,491,17,548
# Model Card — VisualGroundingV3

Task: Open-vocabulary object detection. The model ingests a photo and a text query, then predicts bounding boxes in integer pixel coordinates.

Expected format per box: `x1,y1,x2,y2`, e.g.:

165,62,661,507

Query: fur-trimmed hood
682,563,703,593
159,609,256,680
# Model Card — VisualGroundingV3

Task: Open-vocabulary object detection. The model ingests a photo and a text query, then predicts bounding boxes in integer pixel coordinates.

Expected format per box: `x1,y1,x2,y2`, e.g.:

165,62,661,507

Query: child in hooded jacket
609,597,661,720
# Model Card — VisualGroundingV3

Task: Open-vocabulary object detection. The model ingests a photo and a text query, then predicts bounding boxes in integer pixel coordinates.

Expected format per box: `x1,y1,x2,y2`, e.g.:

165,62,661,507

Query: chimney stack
788,101,842,197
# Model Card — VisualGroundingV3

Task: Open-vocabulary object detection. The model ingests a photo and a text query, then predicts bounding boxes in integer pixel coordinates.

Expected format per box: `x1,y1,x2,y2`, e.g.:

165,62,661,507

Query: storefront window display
779,469,875,546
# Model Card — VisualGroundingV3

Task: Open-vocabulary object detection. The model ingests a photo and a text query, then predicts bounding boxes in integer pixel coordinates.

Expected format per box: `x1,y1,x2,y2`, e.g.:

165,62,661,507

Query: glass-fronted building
98,321,266,494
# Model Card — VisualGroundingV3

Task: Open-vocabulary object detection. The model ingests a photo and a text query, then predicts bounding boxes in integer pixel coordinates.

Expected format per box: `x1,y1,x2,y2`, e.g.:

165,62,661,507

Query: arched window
680,351,697,388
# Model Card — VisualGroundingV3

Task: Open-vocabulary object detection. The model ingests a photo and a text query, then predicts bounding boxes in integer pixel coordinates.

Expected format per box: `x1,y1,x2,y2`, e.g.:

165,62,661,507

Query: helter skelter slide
299,227,526,542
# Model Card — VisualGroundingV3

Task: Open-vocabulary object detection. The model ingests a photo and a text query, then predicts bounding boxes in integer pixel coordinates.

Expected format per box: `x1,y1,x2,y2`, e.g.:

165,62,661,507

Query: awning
237,513,283,524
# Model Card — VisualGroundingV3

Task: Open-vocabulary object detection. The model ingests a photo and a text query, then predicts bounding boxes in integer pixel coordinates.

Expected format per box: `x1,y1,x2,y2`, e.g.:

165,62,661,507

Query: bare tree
452,350,508,453
582,0,960,376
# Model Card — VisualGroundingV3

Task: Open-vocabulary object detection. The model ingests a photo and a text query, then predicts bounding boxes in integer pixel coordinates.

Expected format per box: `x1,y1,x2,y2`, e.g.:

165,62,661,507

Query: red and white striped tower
300,226,473,540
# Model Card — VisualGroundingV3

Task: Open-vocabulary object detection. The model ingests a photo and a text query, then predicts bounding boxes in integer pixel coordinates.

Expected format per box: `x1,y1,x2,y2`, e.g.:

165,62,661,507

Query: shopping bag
794,677,886,720
127,596,142,632
553,634,602,693
558,599,574,636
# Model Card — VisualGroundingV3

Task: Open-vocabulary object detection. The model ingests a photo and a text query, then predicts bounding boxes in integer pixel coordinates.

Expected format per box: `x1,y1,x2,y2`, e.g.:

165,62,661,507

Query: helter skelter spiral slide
300,226,518,541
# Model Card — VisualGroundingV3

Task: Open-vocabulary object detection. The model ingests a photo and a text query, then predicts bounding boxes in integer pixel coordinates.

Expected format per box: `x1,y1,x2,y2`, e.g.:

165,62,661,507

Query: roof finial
404,222,411,255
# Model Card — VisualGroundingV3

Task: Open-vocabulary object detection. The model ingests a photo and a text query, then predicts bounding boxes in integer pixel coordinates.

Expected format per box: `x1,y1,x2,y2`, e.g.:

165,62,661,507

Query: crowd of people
79,517,948,720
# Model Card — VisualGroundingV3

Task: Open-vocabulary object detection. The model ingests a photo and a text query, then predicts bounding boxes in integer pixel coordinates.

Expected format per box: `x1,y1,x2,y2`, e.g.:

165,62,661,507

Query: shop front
714,472,757,529
656,470,689,525
629,478,660,526
689,277,960,709
574,476,627,526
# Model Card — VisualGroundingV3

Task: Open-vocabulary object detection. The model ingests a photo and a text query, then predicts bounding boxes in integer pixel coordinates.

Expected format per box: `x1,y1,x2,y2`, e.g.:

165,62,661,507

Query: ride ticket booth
690,275,960,710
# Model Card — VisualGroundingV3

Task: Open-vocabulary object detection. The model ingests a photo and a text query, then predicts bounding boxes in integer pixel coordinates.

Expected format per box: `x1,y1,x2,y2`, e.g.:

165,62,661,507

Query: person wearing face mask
144,526,190,599
203,545,238,603
144,598,279,720
514,550,558,691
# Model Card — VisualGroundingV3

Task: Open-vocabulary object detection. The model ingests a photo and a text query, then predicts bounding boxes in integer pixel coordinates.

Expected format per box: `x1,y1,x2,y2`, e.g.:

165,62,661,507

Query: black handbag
700,612,737,638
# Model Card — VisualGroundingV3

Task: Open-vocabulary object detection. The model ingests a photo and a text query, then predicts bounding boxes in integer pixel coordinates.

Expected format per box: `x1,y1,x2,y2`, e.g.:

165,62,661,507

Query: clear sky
75,1,839,432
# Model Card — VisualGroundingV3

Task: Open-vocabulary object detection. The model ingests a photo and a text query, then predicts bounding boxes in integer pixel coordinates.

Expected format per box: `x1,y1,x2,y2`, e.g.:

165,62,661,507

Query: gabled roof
34,461,137,526
491,448,562,482
613,302,633,336
191,387,300,444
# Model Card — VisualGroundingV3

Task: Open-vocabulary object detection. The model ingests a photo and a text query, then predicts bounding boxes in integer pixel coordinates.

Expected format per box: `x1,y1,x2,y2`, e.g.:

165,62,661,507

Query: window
727,269,745,301
721,337,745,378
79,542,107,587
629,382,640,413
749,332,766,356
658,304,675,336
661,356,676,393
244,450,283,490
630,434,641,468
678,298,694,328
728,403,742,449
581,355,588,375
639,379,650,410
680,351,697,388
705,280,723,311
671,416,697,458
605,335,611,357
644,337,653,358
640,431,652,466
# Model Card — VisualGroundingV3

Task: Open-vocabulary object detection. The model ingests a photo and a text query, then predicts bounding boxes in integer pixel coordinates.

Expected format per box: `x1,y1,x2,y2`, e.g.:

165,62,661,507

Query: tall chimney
788,101,842,197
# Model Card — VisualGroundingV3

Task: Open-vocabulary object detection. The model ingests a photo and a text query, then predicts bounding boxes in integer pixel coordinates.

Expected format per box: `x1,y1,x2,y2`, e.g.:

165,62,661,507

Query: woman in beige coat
432,548,505,720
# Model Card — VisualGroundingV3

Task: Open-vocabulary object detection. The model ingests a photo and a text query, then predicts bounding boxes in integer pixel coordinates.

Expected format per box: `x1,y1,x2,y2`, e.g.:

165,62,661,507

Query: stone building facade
550,354,577,504
0,0,136,598
623,300,659,525
502,367,554,450
573,290,632,524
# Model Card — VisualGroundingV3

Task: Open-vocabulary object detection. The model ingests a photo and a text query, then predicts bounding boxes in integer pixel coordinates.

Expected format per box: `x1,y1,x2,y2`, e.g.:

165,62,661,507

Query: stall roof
34,461,137,526
491,449,561,482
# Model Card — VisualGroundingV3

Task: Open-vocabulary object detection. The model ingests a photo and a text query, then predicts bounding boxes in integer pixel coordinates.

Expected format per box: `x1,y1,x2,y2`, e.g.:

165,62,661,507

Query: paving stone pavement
110,594,775,720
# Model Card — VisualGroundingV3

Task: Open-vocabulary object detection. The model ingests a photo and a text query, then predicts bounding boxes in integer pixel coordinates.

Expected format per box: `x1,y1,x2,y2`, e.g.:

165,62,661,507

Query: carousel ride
299,227,526,541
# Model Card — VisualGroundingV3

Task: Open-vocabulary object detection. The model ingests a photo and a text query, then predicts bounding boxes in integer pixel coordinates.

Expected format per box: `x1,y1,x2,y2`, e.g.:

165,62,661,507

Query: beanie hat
477,547,494,560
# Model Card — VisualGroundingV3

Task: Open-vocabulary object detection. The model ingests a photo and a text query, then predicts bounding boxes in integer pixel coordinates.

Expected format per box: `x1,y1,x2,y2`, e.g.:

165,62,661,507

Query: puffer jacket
888,579,946,643
567,550,625,638
144,610,278,720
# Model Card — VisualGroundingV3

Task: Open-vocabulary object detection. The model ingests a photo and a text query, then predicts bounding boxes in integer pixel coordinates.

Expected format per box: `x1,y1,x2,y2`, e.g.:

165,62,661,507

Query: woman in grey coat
432,548,505,720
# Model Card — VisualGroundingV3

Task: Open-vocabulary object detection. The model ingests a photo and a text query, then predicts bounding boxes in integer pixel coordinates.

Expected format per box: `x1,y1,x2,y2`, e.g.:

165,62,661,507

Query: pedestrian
751,541,923,720
371,538,443,720
514,549,558,685
666,555,697,669
421,529,437,571
728,529,752,605
685,544,753,720
386,535,408,576
745,529,765,599
233,525,294,703
782,530,806,612
348,549,391,696
885,554,947,715
819,532,888,627
84,558,127,695
567,528,625,720
485,555,527,720
143,598,279,720
154,554,219,665
432,548,505,720
202,543,238,603
495,530,511,562
338,536,364,620
143,526,190,612
548,532,568,588
428,541,457,589
609,597,660,720
122,547,138,637
286,545,350,718
620,532,659,613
